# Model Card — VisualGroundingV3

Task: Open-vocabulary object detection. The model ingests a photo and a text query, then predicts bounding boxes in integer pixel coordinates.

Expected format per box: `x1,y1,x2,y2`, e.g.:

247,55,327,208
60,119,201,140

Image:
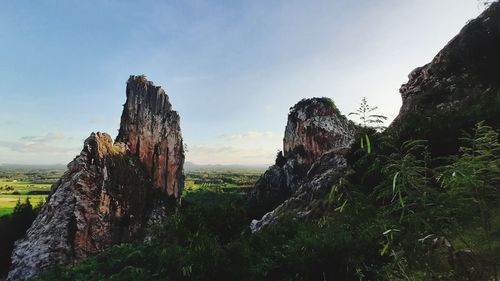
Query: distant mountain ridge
0,164,66,170
184,161,267,172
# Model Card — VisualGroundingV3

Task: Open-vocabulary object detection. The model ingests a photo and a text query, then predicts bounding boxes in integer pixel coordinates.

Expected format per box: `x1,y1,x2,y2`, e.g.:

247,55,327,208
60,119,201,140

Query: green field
0,167,63,216
0,195,47,216
0,167,261,216
0,179,51,216
0,181,52,192
184,171,261,193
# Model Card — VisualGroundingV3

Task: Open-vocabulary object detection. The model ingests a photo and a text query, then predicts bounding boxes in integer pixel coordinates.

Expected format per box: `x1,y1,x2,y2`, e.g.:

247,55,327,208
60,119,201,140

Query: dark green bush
0,198,40,277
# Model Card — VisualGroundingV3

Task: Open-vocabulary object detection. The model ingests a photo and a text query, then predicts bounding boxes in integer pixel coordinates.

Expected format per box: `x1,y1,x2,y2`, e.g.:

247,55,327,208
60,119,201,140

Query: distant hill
0,164,66,170
0,162,268,173
184,161,268,173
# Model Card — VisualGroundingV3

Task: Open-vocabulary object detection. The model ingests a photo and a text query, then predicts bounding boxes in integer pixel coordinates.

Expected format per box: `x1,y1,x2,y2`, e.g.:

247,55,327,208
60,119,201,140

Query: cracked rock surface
8,76,184,280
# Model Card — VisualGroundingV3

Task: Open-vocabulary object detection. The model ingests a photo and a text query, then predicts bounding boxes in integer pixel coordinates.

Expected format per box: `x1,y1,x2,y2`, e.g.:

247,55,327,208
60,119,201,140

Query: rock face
284,98,354,166
249,98,355,230
117,76,185,201
250,3,500,232
7,76,184,280
390,2,500,155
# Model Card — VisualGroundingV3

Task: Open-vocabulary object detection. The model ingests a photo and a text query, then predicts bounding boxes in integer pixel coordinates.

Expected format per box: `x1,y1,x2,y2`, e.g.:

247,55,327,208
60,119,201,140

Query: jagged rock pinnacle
7,76,185,280
117,75,185,200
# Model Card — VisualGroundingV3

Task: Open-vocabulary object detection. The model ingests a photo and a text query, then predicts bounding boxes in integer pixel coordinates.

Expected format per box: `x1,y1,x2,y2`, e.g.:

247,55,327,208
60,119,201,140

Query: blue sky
0,0,483,165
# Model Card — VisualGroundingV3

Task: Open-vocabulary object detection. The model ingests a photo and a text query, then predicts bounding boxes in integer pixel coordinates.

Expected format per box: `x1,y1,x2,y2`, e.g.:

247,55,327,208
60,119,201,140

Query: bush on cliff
0,198,40,277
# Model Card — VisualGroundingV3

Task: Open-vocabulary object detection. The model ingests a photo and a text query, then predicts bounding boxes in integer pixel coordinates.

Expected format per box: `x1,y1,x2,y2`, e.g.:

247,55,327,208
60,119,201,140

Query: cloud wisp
187,130,280,165
20,132,65,142
219,131,274,142
0,132,75,154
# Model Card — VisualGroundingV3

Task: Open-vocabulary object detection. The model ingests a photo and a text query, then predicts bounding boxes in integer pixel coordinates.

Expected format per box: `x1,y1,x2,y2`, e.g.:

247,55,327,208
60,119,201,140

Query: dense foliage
0,120,485,280
30,121,499,281
0,199,41,276
34,189,386,281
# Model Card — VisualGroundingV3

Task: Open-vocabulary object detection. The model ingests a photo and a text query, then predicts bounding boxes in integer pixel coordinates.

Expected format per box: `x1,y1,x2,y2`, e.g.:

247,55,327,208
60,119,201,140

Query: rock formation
251,3,500,232
117,76,184,200
7,76,184,280
249,98,355,230
283,98,354,166
389,2,500,155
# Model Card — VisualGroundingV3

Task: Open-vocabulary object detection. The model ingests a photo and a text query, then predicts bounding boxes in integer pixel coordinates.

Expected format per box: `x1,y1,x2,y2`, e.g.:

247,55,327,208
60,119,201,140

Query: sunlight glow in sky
0,0,483,165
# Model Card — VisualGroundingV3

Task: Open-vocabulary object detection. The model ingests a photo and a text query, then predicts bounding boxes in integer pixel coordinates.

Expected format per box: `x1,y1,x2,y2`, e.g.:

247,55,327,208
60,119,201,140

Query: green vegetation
31,120,499,281
349,97,388,154
137,74,148,82
0,116,498,280
290,97,343,119
349,97,387,132
184,171,261,192
0,168,63,216
0,195,46,216
0,198,42,276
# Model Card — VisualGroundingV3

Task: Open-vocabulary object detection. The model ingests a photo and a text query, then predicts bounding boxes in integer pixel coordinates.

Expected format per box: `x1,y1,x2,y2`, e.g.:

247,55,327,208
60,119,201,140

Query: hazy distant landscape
0,167,62,216
0,164,263,216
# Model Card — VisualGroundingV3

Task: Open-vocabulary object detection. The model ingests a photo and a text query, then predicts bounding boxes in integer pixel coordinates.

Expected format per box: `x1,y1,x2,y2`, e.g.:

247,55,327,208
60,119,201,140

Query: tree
0,197,39,276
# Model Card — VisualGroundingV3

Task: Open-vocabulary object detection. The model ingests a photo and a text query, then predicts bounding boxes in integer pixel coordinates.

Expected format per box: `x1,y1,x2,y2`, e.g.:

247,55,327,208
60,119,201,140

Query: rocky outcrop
117,76,185,201
251,148,351,232
389,2,500,155
8,76,184,280
249,98,355,230
250,3,500,232
8,133,150,280
284,98,354,166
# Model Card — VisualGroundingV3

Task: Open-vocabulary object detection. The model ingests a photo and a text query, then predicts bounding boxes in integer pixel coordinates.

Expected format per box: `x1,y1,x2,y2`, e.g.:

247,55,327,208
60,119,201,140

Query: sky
0,0,484,166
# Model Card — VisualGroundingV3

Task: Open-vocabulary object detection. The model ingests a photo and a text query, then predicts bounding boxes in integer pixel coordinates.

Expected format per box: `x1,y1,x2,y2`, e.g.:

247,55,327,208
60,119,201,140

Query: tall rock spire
117,75,185,200
7,76,184,280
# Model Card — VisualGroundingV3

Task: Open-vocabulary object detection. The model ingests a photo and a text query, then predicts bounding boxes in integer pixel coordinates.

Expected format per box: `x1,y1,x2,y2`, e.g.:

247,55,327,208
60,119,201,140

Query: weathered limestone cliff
249,98,355,230
117,76,184,200
284,98,354,166
250,3,500,233
390,2,500,154
7,76,184,280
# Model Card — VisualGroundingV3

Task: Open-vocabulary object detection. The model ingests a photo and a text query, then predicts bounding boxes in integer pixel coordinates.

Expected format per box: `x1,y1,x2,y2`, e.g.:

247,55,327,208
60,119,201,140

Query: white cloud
219,131,274,142
0,140,76,154
0,132,75,153
184,130,280,165
188,144,238,154
21,132,65,142
186,143,276,165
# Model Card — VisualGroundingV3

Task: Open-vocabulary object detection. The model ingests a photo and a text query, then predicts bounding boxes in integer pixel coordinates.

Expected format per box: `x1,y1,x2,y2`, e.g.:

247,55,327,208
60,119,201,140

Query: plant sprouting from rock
478,0,494,9
349,97,387,131
137,74,148,82
349,97,387,153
